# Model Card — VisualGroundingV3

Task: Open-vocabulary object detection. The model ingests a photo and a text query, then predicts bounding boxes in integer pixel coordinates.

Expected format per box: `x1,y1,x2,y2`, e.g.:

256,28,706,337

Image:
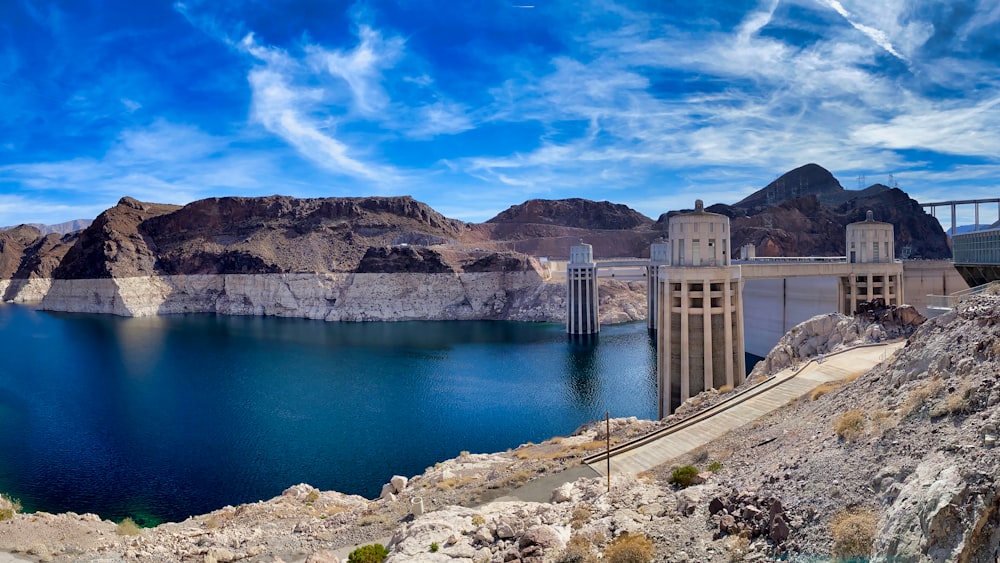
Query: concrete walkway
586,341,905,477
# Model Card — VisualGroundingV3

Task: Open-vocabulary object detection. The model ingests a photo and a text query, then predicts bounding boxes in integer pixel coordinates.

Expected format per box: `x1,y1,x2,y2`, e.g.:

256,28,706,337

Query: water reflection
565,338,601,407
0,306,656,523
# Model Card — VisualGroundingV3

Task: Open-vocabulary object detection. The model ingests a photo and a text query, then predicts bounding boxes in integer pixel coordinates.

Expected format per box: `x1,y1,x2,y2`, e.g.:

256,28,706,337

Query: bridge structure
921,198,1000,236
566,203,904,417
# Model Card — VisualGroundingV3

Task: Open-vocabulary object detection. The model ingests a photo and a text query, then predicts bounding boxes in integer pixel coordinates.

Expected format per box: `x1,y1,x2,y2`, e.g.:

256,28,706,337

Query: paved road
586,341,905,477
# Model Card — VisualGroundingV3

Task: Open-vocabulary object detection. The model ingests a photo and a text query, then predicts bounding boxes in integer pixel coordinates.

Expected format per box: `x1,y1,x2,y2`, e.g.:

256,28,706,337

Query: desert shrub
717,384,734,393
690,446,710,463
348,543,389,563
471,513,486,526
725,535,751,562
570,505,593,529
557,535,598,563
830,508,878,561
0,494,21,521
931,383,973,417
603,533,655,563
305,490,319,503
430,542,439,552
707,461,723,472
670,465,700,488
834,409,866,441
901,378,943,417
117,517,142,536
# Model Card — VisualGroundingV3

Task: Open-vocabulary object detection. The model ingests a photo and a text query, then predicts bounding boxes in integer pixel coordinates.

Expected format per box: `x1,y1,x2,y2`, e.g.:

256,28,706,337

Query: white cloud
819,0,906,60
851,98,1000,157
304,25,403,117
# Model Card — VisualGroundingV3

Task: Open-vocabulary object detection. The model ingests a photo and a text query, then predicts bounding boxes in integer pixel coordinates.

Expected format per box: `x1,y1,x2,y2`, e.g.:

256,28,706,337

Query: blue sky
2,0,999,226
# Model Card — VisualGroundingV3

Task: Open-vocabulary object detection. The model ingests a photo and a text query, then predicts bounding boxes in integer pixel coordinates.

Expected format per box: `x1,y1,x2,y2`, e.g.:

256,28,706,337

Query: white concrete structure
566,242,599,336
656,201,745,418
564,205,915,417
841,211,904,313
646,241,670,332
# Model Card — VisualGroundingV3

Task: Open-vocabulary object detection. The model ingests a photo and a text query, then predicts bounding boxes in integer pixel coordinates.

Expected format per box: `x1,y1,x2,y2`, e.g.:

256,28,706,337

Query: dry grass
810,381,842,401
717,384,734,393
514,448,570,461
725,535,751,562
689,446,710,464
0,494,21,521
830,508,878,561
931,382,973,417
833,409,867,441
557,535,599,563
498,469,536,488
435,475,479,491
870,409,898,435
570,505,593,529
572,440,610,453
841,370,865,384
471,514,486,526
116,517,142,536
603,532,656,563
901,378,943,418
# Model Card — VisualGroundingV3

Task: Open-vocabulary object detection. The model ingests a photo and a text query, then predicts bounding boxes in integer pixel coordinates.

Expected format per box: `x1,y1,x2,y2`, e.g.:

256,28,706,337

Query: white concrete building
841,211,904,313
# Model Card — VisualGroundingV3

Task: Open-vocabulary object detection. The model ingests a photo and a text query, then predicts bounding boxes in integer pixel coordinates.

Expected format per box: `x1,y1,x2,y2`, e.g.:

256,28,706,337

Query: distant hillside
476,198,662,258
1,219,92,235
487,198,654,229
0,173,953,283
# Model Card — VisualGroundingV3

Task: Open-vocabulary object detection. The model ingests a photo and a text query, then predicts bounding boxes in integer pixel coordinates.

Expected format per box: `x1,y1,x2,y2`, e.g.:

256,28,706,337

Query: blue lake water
0,305,659,525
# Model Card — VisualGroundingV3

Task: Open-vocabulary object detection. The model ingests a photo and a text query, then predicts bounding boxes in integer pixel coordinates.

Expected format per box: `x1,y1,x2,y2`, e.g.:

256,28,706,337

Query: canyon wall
1,272,574,323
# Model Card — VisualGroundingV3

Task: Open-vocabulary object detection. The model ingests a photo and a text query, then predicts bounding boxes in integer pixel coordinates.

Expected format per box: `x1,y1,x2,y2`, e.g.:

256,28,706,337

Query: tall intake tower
566,242,599,337
656,200,745,417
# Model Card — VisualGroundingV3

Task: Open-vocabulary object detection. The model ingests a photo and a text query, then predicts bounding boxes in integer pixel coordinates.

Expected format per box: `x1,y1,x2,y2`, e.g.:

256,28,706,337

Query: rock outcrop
750,304,926,378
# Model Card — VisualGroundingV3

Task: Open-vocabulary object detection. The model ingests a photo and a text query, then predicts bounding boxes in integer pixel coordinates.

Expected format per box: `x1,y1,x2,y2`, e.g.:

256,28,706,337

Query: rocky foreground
4,294,999,562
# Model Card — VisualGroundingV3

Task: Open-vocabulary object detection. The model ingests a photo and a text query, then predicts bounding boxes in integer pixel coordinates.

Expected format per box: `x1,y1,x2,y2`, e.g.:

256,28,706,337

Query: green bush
603,533,655,563
348,543,389,563
707,461,723,472
670,465,700,488
430,542,439,552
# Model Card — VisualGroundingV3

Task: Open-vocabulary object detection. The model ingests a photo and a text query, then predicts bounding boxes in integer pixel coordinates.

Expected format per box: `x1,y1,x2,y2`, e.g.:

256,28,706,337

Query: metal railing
927,280,1000,310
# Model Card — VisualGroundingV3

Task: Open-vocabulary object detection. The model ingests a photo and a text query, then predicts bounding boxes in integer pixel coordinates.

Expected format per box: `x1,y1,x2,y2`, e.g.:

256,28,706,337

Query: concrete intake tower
656,200,745,418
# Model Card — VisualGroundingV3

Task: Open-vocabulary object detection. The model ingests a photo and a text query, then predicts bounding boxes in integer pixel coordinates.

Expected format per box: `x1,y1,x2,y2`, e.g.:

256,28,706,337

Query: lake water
0,305,659,525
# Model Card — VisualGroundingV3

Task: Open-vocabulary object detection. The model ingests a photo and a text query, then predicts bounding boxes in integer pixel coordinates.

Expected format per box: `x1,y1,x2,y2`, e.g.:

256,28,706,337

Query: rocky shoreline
5,295,1000,562
0,275,647,325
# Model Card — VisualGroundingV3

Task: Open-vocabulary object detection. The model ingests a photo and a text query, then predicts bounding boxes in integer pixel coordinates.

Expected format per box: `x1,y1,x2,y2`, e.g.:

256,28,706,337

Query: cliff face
139,195,465,274
53,197,180,279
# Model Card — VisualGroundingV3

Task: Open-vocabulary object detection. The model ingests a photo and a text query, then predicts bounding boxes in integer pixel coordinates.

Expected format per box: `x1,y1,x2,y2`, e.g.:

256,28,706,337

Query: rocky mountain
1,219,92,235
476,198,663,258
0,166,950,289
660,164,950,259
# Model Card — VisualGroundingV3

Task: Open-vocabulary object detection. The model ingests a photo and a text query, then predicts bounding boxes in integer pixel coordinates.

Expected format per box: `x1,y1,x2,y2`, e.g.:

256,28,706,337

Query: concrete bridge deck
584,340,906,477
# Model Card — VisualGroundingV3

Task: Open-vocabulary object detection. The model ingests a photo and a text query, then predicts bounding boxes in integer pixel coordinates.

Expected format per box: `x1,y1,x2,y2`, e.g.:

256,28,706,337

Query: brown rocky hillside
0,166,952,282
660,163,951,259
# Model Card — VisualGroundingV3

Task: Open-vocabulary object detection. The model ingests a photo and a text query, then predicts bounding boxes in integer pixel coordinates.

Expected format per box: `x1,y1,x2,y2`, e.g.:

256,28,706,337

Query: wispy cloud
818,0,906,60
